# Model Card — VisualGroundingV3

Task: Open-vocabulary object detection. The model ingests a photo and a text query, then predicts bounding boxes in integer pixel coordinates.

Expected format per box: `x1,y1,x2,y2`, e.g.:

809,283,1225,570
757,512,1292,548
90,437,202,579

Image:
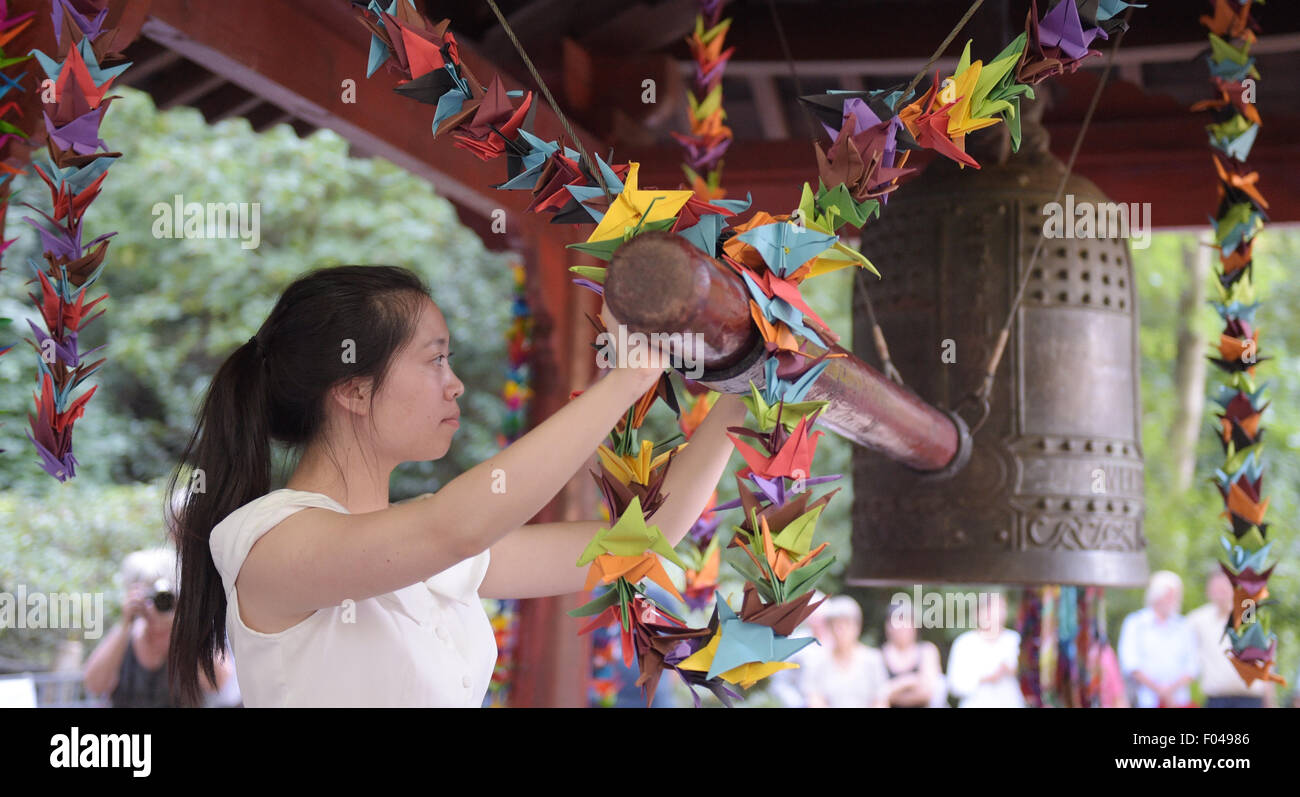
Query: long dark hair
165,265,431,706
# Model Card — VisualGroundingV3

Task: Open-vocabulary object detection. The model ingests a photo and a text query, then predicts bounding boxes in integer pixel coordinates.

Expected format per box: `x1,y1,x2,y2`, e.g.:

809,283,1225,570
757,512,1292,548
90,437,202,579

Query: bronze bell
848,93,1148,587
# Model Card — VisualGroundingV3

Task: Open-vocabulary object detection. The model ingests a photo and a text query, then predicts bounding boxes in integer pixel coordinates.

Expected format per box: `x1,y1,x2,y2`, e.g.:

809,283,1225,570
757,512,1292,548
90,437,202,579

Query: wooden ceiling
116,0,1300,224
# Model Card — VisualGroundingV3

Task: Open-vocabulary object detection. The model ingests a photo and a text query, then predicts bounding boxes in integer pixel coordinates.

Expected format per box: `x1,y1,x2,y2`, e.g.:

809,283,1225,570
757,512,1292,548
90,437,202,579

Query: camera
147,579,176,613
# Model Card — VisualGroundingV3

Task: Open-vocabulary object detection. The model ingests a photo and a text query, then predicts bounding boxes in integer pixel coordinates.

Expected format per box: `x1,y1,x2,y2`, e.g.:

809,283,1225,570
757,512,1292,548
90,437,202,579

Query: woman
879,599,944,708
83,548,232,707
166,265,745,707
946,592,1025,708
803,596,889,708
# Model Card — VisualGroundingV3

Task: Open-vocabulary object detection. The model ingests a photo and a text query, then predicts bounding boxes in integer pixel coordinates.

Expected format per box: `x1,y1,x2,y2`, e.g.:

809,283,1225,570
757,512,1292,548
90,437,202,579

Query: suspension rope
484,0,613,201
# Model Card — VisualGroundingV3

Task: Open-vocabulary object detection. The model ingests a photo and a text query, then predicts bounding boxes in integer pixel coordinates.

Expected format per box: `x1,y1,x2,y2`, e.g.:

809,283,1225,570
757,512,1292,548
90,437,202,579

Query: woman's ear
328,376,375,417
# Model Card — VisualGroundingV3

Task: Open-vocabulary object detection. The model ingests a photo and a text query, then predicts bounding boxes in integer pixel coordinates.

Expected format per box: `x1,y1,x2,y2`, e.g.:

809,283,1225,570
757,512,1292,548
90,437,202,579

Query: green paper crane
738,381,829,434
576,495,688,570
772,503,826,558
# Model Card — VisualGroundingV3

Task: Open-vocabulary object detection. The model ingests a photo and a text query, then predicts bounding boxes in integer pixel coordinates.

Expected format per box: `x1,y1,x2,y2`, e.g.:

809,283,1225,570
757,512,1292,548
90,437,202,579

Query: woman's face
1152,587,1181,619
367,297,465,464
829,616,861,650
886,616,917,646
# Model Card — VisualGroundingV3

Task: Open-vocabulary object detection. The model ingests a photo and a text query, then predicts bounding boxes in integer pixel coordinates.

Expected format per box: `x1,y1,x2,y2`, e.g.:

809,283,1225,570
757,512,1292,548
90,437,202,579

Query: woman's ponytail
166,335,272,706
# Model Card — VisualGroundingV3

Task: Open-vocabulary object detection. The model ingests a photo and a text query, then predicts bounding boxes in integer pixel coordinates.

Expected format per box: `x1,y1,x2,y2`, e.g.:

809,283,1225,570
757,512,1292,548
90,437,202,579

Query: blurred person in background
1187,570,1273,708
946,592,1024,708
1118,570,1198,708
83,547,232,707
880,596,945,708
803,595,889,708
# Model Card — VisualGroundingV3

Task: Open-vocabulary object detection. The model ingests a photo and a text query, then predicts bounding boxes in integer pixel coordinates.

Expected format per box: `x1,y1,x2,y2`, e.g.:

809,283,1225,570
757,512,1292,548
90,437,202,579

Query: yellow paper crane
585,162,694,244
596,438,683,487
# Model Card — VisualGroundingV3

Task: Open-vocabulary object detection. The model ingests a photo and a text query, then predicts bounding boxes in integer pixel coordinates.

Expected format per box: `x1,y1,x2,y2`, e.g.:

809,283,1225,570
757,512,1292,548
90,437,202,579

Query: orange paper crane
1191,79,1262,127
1224,481,1269,527
1212,154,1269,209
678,391,717,439
1229,656,1286,687
898,72,981,169
683,541,721,607
730,512,830,586
720,210,784,271
583,552,685,604
1200,0,1254,39
758,514,828,582
1217,331,1259,377
1230,583,1268,629
1220,410,1261,446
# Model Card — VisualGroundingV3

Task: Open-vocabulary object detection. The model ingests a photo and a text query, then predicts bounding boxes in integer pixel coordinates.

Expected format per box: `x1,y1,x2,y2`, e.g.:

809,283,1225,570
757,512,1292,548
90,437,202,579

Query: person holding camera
83,547,232,707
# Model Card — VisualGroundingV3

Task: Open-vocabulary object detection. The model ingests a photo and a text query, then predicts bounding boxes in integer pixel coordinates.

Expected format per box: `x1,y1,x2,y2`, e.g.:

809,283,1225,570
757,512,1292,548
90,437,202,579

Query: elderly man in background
1118,570,1199,708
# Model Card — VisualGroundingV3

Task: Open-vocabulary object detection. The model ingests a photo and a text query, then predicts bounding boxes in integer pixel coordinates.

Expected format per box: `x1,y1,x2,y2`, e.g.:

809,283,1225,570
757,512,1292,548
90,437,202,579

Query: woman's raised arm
237,364,663,621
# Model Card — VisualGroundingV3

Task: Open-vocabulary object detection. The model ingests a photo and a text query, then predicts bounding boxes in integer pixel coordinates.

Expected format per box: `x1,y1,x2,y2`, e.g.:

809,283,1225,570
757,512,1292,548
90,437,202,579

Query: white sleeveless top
209,489,496,707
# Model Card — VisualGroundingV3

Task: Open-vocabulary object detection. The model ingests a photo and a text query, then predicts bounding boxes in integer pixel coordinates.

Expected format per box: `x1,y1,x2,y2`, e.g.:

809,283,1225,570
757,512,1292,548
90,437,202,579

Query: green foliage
0,482,172,667
1,87,515,494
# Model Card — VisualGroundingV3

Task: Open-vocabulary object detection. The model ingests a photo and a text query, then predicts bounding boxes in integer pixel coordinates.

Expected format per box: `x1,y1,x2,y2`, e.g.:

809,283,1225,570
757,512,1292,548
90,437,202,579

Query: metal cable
484,0,613,201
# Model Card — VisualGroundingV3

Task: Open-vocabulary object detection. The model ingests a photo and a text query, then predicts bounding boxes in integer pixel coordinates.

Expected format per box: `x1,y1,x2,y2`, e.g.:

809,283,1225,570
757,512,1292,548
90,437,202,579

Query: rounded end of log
604,231,761,371
604,231,704,331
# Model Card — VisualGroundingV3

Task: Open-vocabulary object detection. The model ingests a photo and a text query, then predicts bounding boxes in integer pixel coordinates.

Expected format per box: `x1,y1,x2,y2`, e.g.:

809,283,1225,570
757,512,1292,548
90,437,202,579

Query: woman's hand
598,296,670,394
889,673,920,693
122,583,147,626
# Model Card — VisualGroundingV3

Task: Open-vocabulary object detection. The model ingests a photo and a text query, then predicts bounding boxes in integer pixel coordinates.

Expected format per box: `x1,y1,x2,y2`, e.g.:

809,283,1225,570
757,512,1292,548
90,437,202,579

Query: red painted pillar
506,218,601,707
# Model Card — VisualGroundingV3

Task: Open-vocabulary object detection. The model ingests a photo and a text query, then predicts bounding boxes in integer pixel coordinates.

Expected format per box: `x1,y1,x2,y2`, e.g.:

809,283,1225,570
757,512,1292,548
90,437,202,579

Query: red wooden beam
142,0,607,224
